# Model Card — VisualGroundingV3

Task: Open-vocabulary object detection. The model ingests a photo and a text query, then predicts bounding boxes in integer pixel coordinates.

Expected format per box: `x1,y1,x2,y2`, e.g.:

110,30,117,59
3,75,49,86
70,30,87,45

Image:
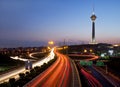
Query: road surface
24,50,72,87
0,48,55,84
88,66,114,87
77,63,102,87
93,65,120,87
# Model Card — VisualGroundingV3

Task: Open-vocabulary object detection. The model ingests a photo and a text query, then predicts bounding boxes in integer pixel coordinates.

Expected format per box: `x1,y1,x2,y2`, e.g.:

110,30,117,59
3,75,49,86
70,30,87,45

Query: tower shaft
92,21,95,43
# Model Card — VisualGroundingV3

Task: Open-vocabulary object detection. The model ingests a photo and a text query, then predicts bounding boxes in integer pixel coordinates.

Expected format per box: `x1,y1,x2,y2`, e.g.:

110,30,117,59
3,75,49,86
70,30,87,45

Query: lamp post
106,65,108,74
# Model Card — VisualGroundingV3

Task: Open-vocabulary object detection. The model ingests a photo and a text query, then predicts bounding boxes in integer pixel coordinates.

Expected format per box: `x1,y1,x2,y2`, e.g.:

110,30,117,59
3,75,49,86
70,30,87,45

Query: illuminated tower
90,11,97,44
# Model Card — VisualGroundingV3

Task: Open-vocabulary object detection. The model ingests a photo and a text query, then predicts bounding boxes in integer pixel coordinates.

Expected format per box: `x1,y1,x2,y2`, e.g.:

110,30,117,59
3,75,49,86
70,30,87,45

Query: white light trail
10,56,28,61
0,48,55,84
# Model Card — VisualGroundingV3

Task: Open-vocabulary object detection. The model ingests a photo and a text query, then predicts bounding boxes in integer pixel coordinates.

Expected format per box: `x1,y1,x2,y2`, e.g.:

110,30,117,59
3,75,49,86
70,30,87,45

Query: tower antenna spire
92,2,95,15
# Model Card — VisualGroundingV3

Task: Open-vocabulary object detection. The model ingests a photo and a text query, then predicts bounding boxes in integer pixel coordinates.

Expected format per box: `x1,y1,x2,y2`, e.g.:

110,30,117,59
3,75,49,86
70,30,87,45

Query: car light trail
80,68,102,87
0,48,55,84
24,49,72,87
10,56,28,61
86,55,99,60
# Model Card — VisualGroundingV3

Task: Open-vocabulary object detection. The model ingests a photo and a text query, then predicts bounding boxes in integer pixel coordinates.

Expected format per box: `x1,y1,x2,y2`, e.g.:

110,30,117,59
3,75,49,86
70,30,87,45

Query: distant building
68,43,112,54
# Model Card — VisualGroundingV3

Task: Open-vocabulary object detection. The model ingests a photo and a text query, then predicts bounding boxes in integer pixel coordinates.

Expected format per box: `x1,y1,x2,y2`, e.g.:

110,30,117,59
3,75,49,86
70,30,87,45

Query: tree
9,78,16,87
25,71,30,76
0,82,9,87
19,73,25,80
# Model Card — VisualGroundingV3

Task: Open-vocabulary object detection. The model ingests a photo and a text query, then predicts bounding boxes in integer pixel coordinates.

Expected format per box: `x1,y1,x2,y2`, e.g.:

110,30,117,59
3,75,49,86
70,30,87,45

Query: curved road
24,50,72,87
76,54,116,87
0,48,55,84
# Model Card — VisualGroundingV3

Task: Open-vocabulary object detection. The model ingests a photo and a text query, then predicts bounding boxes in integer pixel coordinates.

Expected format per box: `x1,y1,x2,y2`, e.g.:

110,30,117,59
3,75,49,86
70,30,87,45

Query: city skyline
0,0,120,47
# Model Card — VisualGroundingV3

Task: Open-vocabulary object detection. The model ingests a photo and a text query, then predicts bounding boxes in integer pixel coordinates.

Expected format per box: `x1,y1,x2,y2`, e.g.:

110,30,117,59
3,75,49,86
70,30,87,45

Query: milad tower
90,10,97,44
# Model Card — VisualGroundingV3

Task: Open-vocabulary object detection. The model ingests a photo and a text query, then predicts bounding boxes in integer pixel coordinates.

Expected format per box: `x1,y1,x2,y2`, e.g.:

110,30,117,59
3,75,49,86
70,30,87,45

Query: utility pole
106,65,108,74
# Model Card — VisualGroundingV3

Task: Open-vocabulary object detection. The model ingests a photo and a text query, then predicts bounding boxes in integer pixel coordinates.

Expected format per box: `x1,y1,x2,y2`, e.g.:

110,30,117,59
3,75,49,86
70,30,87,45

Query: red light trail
25,50,72,87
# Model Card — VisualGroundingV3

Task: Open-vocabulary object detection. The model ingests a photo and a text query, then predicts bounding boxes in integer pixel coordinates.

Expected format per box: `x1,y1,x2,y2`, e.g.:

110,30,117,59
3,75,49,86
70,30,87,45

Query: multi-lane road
75,53,120,87
80,68,102,87
76,62,102,87
0,48,55,84
87,66,114,87
24,49,72,87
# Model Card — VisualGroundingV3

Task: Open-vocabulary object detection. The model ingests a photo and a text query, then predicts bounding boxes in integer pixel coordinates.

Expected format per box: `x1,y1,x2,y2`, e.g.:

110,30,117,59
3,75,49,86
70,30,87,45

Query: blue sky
0,0,120,47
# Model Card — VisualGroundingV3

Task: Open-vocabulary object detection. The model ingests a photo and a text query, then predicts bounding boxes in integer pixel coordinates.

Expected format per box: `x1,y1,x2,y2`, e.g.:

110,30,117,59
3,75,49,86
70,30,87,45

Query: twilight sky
0,0,120,47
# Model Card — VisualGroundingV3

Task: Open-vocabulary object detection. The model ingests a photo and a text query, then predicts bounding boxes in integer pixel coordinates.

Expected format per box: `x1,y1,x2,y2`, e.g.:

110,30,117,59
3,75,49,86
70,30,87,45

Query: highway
0,48,55,84
76,53,119,87
93,65,120,87
77,62,102,87
24,49,72,87
87,66,114,87
75,54,113,87
80,68,102,87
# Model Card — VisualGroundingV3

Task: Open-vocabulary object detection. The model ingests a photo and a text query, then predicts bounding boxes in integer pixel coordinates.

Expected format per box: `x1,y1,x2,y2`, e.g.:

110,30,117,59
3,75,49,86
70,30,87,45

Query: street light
48,41,54,45
48,41,54,49
84,49,87,53
63,46,68,54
